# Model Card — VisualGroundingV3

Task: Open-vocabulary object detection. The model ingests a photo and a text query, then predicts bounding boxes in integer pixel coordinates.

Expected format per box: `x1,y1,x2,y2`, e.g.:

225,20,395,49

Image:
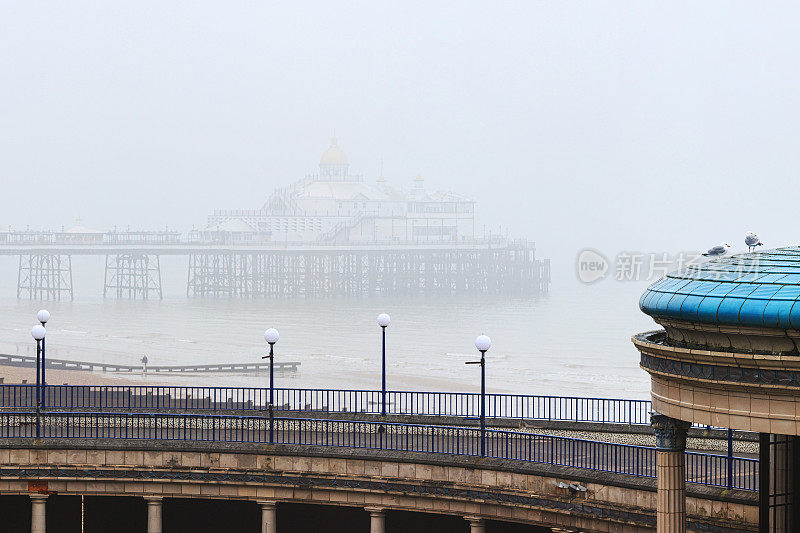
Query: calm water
0,256,657,399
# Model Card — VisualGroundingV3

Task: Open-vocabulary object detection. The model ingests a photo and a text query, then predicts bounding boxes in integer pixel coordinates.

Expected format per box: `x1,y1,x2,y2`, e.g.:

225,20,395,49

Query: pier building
198,138,476,244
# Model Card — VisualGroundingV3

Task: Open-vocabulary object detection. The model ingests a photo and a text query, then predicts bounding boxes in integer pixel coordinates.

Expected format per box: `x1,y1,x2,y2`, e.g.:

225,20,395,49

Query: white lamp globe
31,325,46,341
475,334,491,352
377,313,391,328
37,309,50,324
264,328,280,344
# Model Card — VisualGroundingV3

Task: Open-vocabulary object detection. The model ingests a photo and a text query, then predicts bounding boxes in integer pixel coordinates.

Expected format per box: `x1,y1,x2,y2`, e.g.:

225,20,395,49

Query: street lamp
466,334,491,457
262,328,280,444
377,313,390,416
37,310,50,409
31,325,46,438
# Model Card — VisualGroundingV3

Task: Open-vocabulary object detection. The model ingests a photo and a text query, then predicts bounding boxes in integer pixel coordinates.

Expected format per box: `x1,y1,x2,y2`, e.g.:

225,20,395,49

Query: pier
0,354,300,375
0,236,550,300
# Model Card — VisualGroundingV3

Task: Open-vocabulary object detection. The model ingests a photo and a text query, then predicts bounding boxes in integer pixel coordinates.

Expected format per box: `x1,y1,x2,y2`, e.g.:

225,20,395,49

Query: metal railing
686,451,758,490
0,385,653,424
0,411,757,491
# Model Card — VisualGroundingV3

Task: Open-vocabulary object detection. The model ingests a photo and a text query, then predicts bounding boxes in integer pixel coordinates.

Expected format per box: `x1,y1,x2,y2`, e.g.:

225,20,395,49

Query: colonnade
25,496,488,533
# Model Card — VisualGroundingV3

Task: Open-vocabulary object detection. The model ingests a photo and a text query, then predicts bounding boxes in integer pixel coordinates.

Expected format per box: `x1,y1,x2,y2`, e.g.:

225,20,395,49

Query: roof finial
377,157,386,182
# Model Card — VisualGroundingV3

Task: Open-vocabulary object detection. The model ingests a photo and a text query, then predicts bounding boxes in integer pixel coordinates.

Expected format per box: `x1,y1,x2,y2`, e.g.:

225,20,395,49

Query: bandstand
635,247,800,532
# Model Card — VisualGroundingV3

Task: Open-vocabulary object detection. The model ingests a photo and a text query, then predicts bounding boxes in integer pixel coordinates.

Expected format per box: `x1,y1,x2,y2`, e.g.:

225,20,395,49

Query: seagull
745,231,763,252
703,243,730,257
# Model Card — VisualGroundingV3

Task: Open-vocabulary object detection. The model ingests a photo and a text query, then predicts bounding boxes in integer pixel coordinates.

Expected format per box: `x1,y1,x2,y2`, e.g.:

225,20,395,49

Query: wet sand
0,365,174,387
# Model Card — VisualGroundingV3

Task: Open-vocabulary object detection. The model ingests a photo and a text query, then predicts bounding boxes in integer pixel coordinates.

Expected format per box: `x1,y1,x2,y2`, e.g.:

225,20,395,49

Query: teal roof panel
640,247,800,329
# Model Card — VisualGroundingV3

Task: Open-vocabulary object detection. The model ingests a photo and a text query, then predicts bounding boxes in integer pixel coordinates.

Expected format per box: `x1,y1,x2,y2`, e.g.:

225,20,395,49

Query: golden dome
320,138,348,166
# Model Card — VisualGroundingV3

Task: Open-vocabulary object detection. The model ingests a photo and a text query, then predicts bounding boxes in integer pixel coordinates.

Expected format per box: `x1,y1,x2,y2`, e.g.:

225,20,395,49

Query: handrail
0,411,757,491
0,385,652,423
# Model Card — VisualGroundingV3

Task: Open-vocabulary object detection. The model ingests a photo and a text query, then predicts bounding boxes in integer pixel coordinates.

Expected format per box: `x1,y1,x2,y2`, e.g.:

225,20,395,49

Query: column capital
29,493,49,501
143,496,163,503
651,413,692,451
365,506,385,514
464,516,484,524
258,500,277,510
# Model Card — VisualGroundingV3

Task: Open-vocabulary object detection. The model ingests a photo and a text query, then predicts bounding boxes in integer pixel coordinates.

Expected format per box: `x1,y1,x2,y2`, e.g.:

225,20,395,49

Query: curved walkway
0,411,757,491
0,436,758,533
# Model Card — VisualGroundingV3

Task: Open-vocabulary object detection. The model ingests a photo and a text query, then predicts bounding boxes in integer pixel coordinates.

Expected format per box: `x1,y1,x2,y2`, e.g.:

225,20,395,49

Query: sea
0,255,657,399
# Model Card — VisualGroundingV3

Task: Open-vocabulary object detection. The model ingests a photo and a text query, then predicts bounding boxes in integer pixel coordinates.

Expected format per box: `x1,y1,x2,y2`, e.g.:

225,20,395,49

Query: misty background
0,2,798,397
3,2,798,261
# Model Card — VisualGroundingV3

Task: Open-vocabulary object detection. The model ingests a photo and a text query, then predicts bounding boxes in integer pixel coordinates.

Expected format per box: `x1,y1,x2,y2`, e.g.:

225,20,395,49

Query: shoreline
0,365,180,387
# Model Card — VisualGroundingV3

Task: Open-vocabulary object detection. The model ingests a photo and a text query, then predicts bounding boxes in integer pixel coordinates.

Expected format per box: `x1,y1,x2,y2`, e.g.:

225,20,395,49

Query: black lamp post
377,313,391,416
262,328,280,444
466,334,491,457
37,310,50,409
31,325,46,438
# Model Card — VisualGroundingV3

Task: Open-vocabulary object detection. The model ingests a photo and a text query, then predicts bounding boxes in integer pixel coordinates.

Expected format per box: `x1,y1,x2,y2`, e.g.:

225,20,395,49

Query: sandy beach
0,365,176,387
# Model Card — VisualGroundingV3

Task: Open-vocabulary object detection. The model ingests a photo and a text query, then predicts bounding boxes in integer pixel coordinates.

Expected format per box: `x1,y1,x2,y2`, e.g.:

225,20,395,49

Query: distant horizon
3,2,799,266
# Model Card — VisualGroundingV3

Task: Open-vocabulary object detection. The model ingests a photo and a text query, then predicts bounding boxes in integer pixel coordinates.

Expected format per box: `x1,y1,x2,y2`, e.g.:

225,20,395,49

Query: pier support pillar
30,493,48,533
259,500,277,533
652,413,691,533
18,254,73,301
365,507,385,533
465,516,485,533
104,254,163,299
144,496,162,533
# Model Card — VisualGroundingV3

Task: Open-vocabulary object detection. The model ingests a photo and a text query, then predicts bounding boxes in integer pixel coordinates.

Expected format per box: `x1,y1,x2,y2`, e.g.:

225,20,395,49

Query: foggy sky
2,1,799,270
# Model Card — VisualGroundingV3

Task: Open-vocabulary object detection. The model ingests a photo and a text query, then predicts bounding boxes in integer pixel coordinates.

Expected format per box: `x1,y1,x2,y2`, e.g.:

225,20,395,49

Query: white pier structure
0,141,550,300
0,240,549,300
196,138,476,245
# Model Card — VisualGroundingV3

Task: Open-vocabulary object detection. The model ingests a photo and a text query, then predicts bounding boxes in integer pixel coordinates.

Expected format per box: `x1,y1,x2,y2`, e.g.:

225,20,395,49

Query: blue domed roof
640,247,800,329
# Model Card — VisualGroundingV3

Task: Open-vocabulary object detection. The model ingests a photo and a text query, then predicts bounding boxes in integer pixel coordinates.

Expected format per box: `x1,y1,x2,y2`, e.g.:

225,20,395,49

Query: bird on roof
745,231,763,252
703,243,731,257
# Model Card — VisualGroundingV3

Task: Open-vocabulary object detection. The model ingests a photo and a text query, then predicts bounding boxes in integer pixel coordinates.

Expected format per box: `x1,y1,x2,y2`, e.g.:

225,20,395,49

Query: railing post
727,428,733,489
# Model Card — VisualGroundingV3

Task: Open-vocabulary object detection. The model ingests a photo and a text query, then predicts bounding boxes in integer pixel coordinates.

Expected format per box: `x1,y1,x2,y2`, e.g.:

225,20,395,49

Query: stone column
465,516,485,533
144,496,163,533
30,493,48,533
259,500,277,533
365,507,385,533
651,413,692,533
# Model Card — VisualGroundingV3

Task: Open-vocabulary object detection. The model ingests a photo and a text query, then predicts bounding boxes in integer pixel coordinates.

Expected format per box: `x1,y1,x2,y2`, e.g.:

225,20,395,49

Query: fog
2,1,798,272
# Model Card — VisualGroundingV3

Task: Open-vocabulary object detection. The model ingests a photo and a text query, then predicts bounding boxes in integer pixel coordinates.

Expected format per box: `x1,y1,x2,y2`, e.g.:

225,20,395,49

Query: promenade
0,385,757,493
0,324,760,531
